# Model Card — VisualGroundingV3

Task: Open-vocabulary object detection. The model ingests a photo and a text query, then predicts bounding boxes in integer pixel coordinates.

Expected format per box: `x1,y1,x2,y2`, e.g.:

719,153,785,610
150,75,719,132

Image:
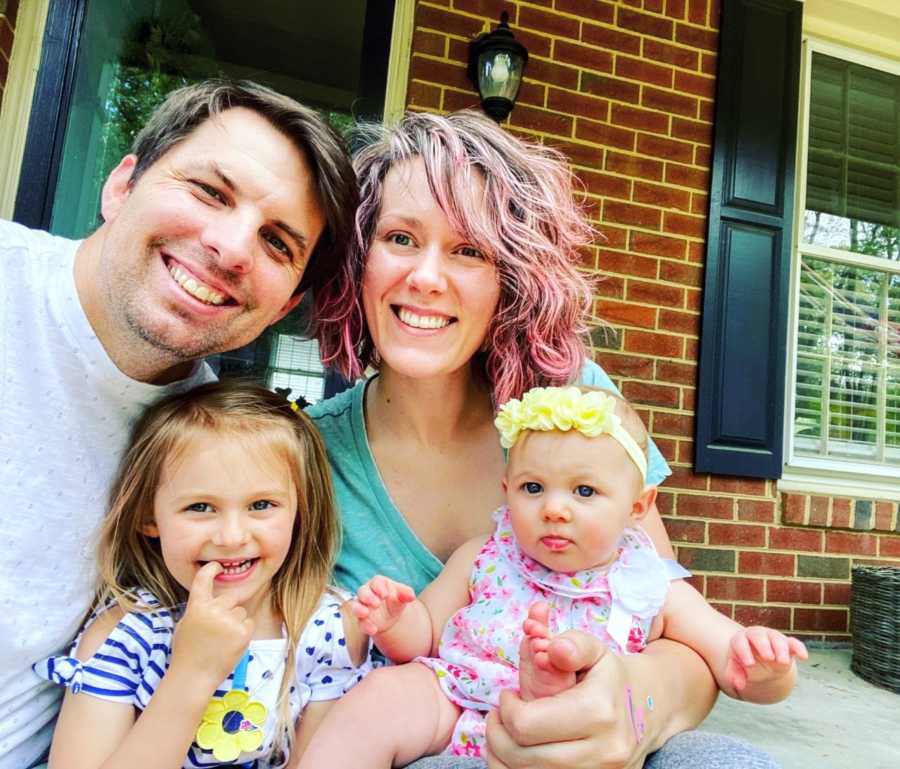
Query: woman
308,111,777,769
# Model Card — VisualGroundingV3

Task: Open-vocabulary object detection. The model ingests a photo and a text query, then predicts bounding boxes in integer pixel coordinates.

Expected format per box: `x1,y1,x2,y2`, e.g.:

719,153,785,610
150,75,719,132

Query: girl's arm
51,564,253,769
418,535,485,657
48,610,215,769
290,596,379,764
351,536,485,662
661,581,806,703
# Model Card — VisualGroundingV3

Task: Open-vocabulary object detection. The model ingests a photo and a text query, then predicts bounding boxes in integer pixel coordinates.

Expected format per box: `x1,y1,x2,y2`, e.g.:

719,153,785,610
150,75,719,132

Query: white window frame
781,36,900,501
0,0,50,219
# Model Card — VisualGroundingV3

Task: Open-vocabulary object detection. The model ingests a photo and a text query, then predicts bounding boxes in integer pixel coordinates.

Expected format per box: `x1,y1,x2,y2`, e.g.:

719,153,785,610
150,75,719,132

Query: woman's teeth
398,308,451,329
168,263,227,305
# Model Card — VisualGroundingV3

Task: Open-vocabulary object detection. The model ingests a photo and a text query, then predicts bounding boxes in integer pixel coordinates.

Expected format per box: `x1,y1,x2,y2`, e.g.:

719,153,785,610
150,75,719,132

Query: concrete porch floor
700,647,900,769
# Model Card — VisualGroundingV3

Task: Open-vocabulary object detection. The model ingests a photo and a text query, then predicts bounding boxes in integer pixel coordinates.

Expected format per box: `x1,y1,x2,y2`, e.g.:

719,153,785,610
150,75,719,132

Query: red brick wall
0,0,18,106
404,0,900,641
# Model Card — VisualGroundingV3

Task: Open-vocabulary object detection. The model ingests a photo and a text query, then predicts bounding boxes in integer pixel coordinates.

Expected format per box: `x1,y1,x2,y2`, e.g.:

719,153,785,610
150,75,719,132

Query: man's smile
165,257,235,307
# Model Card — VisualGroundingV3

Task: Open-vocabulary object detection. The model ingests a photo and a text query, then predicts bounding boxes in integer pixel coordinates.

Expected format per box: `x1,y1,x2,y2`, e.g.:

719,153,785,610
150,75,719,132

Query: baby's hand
170,562,254,688
350,575,415,636
726,626,808,693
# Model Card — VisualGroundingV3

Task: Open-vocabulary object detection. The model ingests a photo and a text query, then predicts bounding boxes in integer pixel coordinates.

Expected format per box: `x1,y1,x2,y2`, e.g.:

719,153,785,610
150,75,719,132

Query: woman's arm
485,627,717,769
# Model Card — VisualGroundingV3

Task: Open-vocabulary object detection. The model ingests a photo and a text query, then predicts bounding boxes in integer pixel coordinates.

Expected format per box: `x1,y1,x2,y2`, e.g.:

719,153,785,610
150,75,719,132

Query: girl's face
362,157,501,382
145,431,297,620
503,430,646,573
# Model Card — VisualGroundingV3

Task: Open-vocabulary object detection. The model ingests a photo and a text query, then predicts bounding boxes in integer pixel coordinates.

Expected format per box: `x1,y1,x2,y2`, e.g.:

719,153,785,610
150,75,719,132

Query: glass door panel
47,0,393,402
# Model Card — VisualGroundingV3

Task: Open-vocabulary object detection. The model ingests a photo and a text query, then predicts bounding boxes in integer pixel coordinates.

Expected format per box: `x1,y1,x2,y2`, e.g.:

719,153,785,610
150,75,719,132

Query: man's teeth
168,264,226,305
398,308,451,329
219,559,254,575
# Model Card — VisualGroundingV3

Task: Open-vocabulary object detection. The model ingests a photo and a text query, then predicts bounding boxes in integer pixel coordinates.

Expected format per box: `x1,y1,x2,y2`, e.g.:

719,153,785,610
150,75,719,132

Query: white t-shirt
0,220,214,769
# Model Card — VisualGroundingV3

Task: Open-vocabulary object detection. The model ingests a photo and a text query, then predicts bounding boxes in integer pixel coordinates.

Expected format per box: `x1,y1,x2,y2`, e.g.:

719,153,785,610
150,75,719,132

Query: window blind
265,334,326,404
794,257,900,466
806,52,899,231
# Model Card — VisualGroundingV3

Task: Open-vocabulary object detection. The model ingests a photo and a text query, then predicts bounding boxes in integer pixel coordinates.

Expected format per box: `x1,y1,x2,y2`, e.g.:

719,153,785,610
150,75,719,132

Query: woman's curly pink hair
313,110,595,406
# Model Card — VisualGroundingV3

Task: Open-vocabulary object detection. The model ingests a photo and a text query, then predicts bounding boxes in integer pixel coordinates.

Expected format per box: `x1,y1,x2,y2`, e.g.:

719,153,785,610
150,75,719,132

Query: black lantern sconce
467,12,529,123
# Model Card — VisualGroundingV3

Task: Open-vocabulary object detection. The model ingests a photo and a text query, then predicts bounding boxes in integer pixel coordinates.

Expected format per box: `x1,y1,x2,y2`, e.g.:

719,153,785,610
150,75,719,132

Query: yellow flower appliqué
196,690,267,762
493,386,647,481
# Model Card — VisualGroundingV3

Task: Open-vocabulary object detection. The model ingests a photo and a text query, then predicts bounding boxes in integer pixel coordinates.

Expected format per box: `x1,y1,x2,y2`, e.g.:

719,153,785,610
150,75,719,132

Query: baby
299,386,807,766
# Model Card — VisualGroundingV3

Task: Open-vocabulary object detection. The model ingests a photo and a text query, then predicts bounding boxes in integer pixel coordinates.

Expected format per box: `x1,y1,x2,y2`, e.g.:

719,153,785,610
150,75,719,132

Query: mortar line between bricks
579,172,712,199
523,81,715,127
593,221,707,242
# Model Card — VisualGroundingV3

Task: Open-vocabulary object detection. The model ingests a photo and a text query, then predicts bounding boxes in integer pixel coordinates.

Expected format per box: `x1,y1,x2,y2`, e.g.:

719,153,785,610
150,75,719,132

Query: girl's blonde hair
96,379,339,755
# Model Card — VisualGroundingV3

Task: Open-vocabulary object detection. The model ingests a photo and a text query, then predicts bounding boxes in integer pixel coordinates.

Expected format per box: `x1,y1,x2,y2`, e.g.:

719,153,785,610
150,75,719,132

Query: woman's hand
169,562,254,688
485,630,717,769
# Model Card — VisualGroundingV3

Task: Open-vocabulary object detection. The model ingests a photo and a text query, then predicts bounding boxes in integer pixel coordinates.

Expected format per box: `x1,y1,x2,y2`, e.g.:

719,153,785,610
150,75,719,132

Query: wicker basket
850,565,900,694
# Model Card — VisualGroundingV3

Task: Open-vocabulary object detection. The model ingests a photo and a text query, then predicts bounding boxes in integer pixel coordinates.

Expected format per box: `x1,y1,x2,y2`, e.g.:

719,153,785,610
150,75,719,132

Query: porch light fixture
468,12,528,123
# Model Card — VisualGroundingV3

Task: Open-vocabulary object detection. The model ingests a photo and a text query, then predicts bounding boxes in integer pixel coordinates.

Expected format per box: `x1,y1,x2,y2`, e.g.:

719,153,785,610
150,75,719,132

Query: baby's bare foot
519,603,577,701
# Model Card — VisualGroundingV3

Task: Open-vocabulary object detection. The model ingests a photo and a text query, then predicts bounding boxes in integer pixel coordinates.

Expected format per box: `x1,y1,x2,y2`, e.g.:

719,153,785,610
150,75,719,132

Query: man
0,80,357,769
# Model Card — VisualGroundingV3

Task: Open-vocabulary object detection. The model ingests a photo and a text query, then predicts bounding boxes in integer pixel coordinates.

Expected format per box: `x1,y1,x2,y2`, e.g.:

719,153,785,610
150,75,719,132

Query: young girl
299,386,808,767
34,381,370,769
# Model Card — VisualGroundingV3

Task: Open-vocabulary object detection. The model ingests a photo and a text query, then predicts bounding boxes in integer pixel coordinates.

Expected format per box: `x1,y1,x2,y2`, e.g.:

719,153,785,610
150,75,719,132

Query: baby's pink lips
540,536,572,552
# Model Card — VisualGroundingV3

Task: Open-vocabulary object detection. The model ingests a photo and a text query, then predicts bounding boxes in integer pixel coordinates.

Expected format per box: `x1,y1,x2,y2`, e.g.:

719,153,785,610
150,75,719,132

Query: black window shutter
694,0,802,479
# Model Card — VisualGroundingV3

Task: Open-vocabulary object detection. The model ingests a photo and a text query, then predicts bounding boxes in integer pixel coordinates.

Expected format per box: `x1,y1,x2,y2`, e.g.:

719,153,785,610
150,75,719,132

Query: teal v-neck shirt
307,360,672,594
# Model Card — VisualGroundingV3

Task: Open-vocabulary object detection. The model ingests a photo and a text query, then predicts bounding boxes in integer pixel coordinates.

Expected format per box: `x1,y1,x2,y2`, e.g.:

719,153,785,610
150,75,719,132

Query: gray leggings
405,730,780,769
33,729,777,769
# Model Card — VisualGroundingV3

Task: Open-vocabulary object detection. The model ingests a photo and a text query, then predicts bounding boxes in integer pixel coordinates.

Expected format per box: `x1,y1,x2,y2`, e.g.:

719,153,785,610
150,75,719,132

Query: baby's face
504,429,644,573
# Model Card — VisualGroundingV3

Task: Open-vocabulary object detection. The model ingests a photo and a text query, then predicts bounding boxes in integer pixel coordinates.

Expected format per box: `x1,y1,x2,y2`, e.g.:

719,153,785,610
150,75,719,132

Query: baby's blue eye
523,482,542,495
575,485,595,498
186,502,213,513
250,500,274,511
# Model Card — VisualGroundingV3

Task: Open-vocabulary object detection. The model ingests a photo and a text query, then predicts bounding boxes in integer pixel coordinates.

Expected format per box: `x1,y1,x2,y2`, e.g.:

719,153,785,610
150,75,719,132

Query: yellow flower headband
494,386,647,483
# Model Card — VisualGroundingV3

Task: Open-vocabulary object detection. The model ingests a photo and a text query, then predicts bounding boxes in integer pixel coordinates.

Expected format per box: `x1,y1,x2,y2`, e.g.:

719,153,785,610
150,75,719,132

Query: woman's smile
395,305,454,331
361,157,500,382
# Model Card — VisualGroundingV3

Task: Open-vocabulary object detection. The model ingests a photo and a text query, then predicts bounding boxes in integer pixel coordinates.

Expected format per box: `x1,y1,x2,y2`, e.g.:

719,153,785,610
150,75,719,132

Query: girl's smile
201,557,260,581
145,431,297,622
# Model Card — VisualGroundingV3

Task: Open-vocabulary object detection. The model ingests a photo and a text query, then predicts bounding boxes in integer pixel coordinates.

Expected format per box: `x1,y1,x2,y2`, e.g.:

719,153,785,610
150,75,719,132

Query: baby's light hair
96,380,339,756
313,110,596,405
597,388,650,459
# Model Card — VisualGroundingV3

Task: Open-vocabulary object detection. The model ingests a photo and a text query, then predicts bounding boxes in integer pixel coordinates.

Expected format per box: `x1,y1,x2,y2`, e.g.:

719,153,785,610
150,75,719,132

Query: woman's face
362,157,501,382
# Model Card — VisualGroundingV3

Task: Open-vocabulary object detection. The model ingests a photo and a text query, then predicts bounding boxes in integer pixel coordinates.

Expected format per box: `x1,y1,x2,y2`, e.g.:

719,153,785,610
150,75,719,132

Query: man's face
96,107,325,363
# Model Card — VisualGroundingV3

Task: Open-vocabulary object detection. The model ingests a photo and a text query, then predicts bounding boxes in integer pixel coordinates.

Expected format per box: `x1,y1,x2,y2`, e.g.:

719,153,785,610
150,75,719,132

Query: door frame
10,0,416,229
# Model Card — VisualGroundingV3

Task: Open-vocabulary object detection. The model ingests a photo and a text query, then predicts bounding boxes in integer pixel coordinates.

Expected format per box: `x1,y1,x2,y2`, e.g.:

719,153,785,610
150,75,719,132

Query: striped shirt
33,589,369,768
